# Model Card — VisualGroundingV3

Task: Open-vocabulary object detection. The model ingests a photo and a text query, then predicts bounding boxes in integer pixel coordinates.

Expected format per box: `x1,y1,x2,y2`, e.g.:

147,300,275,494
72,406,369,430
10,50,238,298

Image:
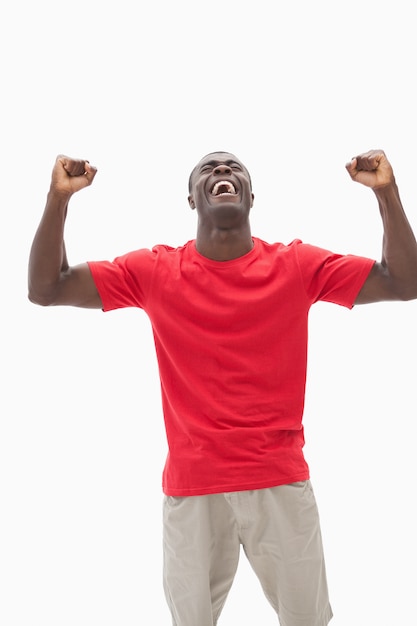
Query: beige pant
163,481,333,626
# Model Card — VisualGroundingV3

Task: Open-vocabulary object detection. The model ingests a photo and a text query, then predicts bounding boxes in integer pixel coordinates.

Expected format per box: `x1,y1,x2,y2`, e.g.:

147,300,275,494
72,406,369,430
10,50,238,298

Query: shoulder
112,240,193,267
253,237,307,262
254,237,373,276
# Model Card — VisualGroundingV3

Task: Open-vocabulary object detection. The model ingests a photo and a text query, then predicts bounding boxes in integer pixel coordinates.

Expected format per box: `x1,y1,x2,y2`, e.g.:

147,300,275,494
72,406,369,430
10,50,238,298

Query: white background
1,1,417,624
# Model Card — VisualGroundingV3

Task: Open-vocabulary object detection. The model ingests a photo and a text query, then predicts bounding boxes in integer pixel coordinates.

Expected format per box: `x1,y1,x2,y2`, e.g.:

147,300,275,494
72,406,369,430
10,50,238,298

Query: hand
345,149,395,190
50,154,97,196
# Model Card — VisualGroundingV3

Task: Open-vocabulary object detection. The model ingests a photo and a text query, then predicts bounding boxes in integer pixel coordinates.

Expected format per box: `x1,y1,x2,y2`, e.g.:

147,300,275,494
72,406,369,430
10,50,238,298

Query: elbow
27,292,53,306
382,265,417,301
400,287,417,301
391,280,417,301
27,285,56,306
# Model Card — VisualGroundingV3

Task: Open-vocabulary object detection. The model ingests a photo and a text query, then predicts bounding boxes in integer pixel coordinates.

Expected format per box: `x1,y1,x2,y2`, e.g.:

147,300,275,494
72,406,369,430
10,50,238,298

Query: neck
195,225,254,261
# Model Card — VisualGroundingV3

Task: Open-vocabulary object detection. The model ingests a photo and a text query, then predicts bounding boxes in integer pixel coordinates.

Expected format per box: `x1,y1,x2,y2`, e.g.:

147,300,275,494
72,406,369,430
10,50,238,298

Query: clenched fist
50,154,97,196
345,149,395,190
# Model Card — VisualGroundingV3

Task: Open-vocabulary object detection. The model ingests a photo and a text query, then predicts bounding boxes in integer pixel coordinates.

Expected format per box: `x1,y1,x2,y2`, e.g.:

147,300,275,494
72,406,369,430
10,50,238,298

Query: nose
213,163,232,176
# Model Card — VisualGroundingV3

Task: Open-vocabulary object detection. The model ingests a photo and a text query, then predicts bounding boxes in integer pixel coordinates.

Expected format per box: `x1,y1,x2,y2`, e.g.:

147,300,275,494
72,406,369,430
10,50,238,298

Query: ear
250,192,255,207
188,194,196,210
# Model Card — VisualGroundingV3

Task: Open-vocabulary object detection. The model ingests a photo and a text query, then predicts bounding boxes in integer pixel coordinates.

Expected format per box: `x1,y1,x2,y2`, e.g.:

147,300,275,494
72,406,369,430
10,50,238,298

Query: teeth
211,180,236,196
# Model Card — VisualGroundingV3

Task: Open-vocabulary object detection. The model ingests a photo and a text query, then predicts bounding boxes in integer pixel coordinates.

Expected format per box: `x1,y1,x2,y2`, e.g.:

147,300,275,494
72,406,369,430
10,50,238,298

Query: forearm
28,190,72,304
376,181,417,300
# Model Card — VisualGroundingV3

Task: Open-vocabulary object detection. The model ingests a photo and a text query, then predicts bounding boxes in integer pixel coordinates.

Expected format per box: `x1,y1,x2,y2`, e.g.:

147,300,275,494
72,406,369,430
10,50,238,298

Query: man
28,149,417,626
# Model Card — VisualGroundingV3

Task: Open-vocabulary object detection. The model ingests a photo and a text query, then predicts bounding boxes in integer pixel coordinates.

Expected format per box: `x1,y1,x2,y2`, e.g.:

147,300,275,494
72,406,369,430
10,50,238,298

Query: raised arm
345,150,417,304
28,155,102,309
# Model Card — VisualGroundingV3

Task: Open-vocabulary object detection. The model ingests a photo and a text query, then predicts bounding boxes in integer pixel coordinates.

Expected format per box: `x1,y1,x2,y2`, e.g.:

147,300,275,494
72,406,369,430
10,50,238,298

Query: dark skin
187,153,254,261
28,150,417,309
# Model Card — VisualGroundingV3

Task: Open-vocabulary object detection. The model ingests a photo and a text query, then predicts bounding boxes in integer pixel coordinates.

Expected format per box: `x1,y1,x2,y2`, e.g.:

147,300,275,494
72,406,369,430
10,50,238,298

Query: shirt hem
163,471,310,497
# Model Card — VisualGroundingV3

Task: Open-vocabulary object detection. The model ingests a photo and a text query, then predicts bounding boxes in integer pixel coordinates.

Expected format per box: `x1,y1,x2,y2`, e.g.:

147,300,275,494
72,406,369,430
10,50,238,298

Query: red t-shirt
88,237,374,496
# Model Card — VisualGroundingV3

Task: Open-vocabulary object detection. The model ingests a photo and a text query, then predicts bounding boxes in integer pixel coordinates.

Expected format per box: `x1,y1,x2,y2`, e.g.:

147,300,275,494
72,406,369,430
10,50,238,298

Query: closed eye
199,160,242,173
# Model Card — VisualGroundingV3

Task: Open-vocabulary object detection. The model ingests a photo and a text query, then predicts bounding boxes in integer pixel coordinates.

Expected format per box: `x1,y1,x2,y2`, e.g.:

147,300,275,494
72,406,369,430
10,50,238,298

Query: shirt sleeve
87,248,155,312
294,242,376,308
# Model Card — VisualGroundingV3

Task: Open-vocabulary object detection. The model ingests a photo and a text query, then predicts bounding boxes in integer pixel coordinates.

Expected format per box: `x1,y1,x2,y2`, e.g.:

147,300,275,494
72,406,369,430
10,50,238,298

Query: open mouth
211,180,237,196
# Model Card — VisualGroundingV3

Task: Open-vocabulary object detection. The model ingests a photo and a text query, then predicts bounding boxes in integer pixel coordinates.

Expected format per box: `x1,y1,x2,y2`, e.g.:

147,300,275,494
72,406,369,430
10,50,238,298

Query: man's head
188,151,252,194
187,152,254,226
